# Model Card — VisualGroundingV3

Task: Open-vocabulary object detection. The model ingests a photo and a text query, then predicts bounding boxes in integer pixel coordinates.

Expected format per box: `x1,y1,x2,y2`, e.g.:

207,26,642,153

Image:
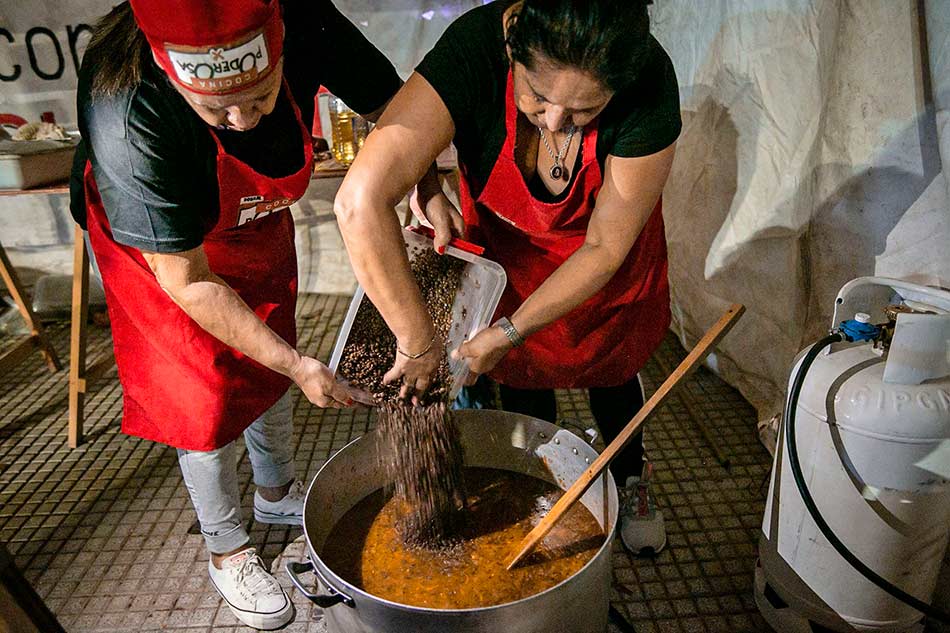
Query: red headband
129,0,284,96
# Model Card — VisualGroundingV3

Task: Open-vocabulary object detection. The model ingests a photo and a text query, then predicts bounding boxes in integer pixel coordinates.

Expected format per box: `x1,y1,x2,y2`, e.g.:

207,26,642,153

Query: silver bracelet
396,333,437,359
494,316,526,347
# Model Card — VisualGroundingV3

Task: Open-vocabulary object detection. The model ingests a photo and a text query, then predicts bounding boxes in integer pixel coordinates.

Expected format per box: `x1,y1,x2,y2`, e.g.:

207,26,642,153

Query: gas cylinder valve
838,312,881,342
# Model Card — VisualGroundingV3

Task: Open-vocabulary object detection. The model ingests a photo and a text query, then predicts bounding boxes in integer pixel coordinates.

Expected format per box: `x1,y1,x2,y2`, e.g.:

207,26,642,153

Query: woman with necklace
335,0,680,554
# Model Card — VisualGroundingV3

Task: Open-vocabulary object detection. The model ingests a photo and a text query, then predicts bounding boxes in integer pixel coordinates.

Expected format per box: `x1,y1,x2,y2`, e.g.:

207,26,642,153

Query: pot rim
301,418,619,614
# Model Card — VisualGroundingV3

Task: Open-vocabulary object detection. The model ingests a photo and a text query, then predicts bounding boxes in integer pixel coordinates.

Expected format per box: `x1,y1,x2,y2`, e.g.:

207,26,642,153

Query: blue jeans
177,392,295,554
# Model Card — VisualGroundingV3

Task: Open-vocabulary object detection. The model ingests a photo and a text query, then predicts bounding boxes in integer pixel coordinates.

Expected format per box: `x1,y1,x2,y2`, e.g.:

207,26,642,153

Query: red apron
84,82,313,451
458,71,670,389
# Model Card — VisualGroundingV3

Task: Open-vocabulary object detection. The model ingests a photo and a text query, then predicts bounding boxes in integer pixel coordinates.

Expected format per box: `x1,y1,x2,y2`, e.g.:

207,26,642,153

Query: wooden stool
0,242,61,375
67,225,114,449
68,225,89,448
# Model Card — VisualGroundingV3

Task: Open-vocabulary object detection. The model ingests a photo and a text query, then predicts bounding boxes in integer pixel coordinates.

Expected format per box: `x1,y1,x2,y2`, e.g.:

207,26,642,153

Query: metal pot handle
285,559,355,608
558,417,598,444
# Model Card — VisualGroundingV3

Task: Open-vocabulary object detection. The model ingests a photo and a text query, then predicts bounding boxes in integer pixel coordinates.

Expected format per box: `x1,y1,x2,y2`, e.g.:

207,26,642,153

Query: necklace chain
538,125,577,180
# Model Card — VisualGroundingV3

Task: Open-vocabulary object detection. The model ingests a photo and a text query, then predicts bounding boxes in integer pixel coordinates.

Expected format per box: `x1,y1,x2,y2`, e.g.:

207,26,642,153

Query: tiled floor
1,293,777,632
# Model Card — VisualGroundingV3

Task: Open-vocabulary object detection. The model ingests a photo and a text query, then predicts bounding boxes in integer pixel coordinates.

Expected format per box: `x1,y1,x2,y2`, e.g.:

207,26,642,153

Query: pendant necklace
539,125,578,180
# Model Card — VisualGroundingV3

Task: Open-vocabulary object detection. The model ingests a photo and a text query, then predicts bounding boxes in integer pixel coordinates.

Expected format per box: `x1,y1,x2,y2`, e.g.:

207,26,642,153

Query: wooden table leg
0,241,61,373
68,226,89,449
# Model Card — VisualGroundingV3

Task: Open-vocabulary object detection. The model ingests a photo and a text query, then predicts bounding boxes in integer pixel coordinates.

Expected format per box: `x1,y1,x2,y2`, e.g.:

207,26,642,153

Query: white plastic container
328,227,506,401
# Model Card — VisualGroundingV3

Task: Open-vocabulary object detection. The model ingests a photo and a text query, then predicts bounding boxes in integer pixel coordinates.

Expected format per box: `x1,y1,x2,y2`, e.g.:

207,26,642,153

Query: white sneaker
208,548,294,630
254,480,305,526
620,463,667,556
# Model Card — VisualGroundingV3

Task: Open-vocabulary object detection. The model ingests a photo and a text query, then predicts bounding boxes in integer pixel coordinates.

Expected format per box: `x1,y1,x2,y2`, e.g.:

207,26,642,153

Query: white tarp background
652,0,949,427
1,0,948,428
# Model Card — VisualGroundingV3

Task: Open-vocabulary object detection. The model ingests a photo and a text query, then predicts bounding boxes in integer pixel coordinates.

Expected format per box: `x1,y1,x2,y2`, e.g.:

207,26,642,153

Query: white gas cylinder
758,277,950,632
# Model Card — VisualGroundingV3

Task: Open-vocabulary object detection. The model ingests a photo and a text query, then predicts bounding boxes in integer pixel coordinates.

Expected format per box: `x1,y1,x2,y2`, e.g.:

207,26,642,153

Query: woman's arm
456,143,676,375
333,72,456,398
142,246,359,408
362,84,463,254
361,89,399,124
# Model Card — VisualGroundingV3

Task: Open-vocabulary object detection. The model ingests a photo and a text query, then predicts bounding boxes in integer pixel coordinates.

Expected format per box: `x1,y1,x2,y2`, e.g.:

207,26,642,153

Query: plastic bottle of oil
328,96,369,167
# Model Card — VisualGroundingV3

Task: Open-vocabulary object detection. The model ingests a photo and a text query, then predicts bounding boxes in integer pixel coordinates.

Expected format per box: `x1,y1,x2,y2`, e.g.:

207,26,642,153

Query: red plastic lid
407,225,485,256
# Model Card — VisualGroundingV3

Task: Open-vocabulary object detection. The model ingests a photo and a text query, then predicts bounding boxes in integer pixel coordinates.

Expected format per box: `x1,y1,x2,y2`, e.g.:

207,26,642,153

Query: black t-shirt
70,0,402,253
415,0,681,199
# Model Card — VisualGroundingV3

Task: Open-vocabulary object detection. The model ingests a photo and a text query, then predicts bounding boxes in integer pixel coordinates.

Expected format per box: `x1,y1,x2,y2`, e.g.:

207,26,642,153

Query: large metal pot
287,409,619,633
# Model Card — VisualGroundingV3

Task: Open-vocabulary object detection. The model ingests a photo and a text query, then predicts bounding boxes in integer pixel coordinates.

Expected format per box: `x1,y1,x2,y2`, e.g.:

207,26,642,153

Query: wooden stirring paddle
506,303,746,570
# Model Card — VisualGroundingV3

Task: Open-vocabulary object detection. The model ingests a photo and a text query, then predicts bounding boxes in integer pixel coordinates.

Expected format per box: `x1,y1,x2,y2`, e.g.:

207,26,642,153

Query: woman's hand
410,188,464,254
454,326,512,378
290,355,362,409
383,334,445,404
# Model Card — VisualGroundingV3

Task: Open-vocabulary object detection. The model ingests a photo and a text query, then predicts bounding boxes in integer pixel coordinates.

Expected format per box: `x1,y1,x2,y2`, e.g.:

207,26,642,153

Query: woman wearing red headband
336,0,679,559
69,0,400,628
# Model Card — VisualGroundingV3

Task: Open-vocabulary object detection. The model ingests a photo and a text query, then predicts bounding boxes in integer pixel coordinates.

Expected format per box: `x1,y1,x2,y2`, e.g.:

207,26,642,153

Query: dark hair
506,0,653,93
87,2,151,98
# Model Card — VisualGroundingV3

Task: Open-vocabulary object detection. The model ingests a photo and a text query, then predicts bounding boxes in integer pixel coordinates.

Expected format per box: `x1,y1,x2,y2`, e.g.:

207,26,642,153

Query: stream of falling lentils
337,247,467,547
